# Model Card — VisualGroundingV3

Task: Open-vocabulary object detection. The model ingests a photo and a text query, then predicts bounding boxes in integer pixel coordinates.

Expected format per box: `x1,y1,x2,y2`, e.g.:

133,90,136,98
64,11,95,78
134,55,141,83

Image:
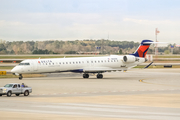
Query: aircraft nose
11,67,19,73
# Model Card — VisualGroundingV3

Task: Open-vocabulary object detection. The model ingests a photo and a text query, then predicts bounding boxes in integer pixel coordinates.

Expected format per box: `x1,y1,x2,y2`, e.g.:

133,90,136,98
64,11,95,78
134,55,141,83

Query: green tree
0,44,6,51
119,49,123,54
164,50,170,54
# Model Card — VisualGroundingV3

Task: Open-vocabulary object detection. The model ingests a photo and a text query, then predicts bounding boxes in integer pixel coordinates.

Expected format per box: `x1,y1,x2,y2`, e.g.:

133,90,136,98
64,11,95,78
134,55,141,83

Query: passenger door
16,84,22,93
12,84,18,94
33,60,38,71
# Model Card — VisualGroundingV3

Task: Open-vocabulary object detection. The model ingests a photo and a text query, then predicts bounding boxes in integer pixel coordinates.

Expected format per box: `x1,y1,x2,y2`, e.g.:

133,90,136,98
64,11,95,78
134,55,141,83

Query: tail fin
130,40,153,58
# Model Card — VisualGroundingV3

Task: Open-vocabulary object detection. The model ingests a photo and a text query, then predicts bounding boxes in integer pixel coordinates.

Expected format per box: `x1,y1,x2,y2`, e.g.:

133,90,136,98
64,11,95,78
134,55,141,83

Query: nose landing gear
19,74,23,80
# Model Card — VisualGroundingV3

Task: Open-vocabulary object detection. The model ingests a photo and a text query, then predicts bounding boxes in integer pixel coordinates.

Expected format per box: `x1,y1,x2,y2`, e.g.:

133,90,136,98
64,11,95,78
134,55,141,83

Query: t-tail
130,40,153,58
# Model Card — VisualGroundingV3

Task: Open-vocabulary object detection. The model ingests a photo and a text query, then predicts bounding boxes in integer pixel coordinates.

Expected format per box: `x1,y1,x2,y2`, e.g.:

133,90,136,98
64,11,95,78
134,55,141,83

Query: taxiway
0,68,180,120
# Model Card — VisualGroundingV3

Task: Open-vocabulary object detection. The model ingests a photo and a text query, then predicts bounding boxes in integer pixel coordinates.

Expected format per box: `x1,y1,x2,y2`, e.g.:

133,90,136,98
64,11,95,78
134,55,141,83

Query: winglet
144,62,153,69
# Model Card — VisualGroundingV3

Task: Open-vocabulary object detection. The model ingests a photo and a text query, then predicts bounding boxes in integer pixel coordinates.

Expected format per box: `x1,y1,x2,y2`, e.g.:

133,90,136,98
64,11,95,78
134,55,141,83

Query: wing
83,67,128,73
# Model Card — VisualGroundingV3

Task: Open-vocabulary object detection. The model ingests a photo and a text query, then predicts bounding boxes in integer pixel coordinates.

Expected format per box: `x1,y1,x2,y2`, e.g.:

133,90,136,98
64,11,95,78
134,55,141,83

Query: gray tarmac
0,68,180,120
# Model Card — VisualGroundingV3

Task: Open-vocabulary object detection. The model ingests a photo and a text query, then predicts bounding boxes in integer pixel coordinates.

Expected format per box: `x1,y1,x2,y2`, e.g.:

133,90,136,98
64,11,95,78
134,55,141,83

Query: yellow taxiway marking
139,79,180,87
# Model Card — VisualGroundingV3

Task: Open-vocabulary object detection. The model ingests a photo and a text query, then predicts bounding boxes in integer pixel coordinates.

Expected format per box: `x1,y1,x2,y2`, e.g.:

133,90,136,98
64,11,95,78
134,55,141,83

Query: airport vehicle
0,83,32,97
11,40,154,80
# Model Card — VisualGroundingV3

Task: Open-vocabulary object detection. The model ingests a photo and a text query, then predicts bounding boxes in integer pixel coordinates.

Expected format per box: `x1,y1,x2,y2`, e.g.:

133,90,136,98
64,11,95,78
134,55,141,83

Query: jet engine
123,55,138,63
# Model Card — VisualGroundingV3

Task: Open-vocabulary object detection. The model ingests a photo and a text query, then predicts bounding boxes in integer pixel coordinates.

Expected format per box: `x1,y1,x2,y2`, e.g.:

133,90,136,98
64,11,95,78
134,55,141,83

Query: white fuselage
11,55,146,74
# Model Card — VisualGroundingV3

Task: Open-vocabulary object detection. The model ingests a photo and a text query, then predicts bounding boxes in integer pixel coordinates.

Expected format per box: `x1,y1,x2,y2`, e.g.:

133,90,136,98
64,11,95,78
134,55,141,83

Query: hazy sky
0,0,180,43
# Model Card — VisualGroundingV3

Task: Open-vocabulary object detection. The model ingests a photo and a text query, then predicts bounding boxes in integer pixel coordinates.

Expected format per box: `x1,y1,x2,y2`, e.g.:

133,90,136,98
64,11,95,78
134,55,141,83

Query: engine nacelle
123,55,137,63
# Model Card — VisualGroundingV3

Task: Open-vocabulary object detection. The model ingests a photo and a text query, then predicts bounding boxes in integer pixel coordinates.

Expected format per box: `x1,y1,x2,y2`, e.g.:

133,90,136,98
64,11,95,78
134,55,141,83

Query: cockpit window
4,84,13,88
25,63,30,65
19,63,30,65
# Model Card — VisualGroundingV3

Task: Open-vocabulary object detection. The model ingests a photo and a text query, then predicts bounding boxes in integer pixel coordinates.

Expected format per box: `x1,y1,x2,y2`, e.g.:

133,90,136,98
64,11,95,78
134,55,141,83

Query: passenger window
101,60,103,63
76,62,78,64
18,84,20,88
73,62,75,64
13,85,17,88
91,61,93,63
59,62,61,64
79,61,81,64
69,62,71,64
66,62,68,64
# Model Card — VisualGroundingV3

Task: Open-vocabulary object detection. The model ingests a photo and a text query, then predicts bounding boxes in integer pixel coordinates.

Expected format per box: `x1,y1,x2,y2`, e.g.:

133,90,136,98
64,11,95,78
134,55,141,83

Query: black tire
97,74,103,79
0,94,2,96
86,74,89,78
24,90,29,96
83,74,89,78
99,74,103,79
83,74,86,78
7,91,12,97
19,74,23,80
16,94,20,96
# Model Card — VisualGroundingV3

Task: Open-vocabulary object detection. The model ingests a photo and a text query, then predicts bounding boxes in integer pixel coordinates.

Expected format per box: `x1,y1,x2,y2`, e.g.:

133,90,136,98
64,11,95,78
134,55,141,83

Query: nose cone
11,67,19,73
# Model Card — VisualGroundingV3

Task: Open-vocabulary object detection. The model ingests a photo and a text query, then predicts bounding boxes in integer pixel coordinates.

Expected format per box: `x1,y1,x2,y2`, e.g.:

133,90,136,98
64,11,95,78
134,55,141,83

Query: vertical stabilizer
130,40,153,58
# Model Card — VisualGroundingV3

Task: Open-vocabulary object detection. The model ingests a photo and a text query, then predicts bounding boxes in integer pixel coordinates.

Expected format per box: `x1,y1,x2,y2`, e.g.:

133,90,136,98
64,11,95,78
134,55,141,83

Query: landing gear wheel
24,90,29,96
83,73,89,78
19,74,23,80
0,94,2,96
97,74,103,79
7,91,12,97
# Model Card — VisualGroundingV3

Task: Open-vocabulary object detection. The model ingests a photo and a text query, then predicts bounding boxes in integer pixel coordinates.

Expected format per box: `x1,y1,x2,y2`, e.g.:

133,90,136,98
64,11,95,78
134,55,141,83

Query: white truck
0,83,32,97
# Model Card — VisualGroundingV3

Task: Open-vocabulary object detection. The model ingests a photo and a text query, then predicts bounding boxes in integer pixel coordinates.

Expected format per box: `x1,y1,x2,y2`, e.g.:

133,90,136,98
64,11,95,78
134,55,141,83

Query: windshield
19,63,30,65
4,84,13,88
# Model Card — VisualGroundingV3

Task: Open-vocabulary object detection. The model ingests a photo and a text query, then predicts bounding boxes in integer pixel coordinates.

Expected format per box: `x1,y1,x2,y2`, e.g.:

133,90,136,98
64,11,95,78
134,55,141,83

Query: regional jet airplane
11,40,153,80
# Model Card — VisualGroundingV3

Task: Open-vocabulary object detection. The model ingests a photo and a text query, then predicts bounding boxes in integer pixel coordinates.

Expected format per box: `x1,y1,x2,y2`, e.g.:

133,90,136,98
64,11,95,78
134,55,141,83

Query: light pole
155,28,160,55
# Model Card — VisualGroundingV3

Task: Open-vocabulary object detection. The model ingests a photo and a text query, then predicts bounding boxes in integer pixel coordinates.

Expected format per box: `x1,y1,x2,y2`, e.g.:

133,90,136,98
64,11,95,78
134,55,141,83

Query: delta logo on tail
131,40,153,58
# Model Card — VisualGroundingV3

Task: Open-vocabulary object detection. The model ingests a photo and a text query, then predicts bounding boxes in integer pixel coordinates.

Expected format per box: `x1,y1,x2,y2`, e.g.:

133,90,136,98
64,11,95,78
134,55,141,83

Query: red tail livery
131,40,153,58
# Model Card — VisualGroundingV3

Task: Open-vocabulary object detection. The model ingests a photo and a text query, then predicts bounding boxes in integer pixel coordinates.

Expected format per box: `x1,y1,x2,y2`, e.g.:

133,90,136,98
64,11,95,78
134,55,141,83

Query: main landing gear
19,74,23,80
82,73,103,79
83,73,89,78
96,73,103,79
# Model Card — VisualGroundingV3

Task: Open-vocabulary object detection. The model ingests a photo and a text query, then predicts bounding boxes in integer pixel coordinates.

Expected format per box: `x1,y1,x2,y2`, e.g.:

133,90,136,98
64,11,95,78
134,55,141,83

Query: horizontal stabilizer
143,42,168,44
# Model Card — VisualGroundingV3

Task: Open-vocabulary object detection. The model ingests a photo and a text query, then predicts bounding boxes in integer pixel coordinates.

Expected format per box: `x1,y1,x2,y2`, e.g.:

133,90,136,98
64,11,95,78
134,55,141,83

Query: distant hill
0,39,178,54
